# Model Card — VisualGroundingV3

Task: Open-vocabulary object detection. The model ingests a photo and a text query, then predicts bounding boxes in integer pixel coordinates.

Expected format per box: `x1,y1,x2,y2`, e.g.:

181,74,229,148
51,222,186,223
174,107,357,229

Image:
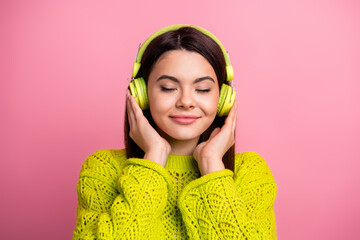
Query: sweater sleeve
73,149,172,240
178,152,277,240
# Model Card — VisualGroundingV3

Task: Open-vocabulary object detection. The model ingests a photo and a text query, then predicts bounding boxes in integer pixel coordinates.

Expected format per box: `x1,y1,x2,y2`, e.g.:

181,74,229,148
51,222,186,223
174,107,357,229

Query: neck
155,126,200,155
167,137,199,155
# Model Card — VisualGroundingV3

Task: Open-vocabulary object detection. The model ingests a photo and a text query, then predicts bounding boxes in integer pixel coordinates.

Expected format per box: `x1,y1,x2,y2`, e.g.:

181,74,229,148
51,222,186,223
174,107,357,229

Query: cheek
148,92,172,118
202,93,220,115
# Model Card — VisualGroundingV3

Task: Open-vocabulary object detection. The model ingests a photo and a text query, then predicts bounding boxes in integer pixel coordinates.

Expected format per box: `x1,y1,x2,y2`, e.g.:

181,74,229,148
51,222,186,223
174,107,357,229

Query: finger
232,103,237,132
224,99,237,129
209,127,221,140
198,128,219,147
127,90,144,120
126,90,136,124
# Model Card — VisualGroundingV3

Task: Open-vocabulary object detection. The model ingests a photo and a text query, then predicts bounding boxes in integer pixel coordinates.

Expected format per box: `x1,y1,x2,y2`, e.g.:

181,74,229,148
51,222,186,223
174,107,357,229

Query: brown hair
124,27,235,171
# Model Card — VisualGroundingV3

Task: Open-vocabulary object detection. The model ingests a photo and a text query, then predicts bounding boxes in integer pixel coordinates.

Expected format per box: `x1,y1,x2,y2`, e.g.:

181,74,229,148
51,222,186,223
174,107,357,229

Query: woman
73,25,277,239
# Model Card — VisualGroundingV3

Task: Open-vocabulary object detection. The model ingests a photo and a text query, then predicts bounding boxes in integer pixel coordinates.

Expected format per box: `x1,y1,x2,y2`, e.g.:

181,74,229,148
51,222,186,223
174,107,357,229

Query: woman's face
147,50,220,142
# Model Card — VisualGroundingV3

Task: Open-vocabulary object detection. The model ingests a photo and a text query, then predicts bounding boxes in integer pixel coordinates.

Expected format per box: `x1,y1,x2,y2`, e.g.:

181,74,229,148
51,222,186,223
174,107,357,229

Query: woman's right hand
126,89,171,167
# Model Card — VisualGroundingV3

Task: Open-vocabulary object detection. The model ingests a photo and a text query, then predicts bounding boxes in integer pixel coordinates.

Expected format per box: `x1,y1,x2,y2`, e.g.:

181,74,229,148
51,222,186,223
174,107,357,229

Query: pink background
1,0,359,239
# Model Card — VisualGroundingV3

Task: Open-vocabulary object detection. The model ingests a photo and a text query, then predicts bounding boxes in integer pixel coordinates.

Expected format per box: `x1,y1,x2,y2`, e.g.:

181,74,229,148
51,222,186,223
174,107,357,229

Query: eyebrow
156,75,215,84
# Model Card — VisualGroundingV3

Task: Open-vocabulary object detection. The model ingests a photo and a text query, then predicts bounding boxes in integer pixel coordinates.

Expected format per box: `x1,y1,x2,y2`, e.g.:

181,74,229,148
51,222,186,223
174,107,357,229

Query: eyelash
161,86,176,92
196,89,211,93
160,86,211,93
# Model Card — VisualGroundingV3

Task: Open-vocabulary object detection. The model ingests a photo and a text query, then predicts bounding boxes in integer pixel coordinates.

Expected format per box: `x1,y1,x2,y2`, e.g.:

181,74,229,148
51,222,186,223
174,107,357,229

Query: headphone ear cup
217,84,236,116
129,77,149,110
217,84,227,116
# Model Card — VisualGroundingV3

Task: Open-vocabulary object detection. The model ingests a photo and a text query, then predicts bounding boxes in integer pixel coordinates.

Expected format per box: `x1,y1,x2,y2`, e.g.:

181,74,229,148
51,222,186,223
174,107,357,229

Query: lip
170,115,200,125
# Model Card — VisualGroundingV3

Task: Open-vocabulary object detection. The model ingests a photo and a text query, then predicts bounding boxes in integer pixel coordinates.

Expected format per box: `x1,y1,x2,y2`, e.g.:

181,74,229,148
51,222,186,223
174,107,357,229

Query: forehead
149,50,217,83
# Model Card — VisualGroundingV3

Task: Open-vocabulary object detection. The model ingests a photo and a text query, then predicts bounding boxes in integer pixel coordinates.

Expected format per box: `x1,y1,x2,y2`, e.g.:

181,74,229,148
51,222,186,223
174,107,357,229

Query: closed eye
161,86,177,92
196,89,211,93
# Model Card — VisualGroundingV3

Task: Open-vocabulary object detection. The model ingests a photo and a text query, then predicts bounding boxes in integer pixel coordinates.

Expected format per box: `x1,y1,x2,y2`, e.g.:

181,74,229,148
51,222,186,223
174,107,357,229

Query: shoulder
233,151,276,185
234,151,268,173
82,149,127,167
79,148,128,180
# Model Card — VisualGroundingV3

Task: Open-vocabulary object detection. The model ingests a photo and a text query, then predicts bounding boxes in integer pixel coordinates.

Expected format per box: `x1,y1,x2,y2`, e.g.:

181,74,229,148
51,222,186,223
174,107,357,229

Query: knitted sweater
73,149,277,239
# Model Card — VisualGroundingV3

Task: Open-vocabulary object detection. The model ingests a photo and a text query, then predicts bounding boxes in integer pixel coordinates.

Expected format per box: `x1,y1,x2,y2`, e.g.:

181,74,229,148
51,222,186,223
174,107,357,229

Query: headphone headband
132,24,234,81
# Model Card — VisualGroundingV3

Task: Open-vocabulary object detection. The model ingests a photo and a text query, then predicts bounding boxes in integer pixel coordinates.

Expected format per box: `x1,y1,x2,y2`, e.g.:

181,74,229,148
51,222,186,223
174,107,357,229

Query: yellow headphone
129,24,236,117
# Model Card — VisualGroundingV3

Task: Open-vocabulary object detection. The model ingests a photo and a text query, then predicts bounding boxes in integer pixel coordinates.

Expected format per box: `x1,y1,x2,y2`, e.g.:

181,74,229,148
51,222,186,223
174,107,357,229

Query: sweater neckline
165,154,198,170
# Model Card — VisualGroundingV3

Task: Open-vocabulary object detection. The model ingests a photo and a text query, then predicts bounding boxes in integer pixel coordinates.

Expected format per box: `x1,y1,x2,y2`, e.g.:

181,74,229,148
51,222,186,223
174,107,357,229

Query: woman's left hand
193,102,237,175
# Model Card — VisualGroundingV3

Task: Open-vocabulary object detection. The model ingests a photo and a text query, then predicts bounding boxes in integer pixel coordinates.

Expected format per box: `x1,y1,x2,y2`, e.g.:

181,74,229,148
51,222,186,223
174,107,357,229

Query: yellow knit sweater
73,149,277,239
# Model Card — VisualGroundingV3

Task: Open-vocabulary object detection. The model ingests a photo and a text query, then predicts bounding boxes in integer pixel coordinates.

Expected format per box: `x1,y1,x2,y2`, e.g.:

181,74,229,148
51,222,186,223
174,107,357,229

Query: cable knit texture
73,149,277,239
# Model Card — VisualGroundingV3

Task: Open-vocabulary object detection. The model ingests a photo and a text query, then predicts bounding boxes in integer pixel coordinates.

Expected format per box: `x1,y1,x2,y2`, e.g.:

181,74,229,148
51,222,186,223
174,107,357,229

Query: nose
176,89,195,110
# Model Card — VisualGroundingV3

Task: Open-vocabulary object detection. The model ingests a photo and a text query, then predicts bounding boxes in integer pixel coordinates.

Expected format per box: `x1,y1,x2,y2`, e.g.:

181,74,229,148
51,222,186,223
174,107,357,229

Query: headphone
129,24,236,117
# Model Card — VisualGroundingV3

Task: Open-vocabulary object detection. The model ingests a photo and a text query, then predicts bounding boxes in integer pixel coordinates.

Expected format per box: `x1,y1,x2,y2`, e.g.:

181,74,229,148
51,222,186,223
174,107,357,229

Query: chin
157,126,204,142
168,132,201,141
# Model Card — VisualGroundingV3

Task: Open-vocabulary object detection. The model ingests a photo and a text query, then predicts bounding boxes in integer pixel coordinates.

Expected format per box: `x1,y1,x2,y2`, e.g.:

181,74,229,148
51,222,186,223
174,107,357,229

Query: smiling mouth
169,115,200,125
